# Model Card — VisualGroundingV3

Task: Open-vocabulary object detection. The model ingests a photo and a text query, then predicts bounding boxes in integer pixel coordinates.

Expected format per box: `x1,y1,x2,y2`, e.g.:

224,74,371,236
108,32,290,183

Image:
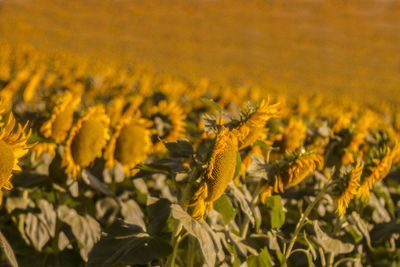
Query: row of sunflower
0,43,400,266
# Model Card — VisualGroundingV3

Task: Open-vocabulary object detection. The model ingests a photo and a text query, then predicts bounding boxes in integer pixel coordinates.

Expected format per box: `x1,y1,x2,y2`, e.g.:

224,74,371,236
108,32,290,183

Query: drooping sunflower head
357,142,399,202
40,91,81,143
63,106,110,178
333,161,364,216
150,100,186,153
105,111,153,176
0,113,32,191
271,149,324,193
187,128,238,220
235,98,281,150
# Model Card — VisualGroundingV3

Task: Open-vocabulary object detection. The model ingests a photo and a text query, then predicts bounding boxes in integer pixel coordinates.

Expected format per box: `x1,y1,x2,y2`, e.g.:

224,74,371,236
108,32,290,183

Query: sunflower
331,113,352,135
40,91,80,143
281,117,307,153
236,99,281,150
357,143,400,202
260,150,323,203
33,142,57,157
23,68,45,102
63,106,110,178
0,113,32,191
187,129,238,220
151,100,186,153
106,95,143,127
105,111,153,176
336,161,364,216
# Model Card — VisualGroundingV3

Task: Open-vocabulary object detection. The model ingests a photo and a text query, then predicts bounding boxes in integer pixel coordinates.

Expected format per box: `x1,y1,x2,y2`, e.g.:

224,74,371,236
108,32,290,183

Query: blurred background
1,0,399,103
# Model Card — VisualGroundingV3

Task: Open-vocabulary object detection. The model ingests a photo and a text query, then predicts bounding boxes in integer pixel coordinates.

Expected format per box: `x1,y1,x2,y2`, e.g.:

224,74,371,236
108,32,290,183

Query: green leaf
225,243,241,267
350,212,371,245
57,205,101,261
170,204,219,267
228,183,254,226
95,197,119,225
87,220,172,267
200,97,222,112
312,221,354,254
265,195,285,229
24,199,56,251
374,186,395,219
27,134,53,145
213,195,236,224
247,247,272,267
147,197,171,236
0,231,18,267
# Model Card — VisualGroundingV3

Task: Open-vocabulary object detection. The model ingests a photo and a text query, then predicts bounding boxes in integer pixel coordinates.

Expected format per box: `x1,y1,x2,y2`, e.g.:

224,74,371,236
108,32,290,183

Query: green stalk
186,235,195,267
283,184,329,264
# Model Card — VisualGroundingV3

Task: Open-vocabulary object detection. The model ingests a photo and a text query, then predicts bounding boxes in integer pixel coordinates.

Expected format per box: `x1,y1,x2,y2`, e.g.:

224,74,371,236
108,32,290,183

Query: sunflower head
334,161,364,216
40,91,80,143
63,106,110,178
271,149,323,193
105,111,153,176
0,113,32,191
151,100,186,153
357,143,399,202
186,128,238,220
236,99,281,150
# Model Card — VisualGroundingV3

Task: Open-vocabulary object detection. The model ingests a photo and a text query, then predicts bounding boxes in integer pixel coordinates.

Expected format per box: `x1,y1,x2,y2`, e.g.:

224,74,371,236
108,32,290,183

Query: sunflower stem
166,221,183,267
186,235,195,267
240,182,261,238
283,184,329,264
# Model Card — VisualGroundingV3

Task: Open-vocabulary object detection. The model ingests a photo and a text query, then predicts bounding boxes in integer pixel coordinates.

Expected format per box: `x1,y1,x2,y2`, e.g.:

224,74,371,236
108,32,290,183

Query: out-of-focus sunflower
187,128,238,220
280,117,307,153
151,100,186,153
63,106,110,178
106,95,143,127
23,67,45,102
260,150,323,203
34,91,80,157
105,111,153,176
40,91,80,143
335,161,364,216
235,99,280,150
357,143,400,201
331,112,352,135
0,113,32,191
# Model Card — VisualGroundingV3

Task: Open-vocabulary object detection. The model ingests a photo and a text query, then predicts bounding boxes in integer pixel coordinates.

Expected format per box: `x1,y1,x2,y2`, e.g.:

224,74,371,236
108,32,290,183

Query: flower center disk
114,122,148,165
71,118,106,167
0,140,14,187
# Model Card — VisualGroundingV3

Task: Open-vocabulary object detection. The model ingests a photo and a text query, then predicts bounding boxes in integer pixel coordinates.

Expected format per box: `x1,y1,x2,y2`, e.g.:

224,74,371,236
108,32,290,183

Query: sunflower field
0,39,399,267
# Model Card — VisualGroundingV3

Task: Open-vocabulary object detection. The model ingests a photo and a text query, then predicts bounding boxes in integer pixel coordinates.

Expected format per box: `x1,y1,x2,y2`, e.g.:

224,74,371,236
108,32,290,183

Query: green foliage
264,195,285,229
214,195,236,224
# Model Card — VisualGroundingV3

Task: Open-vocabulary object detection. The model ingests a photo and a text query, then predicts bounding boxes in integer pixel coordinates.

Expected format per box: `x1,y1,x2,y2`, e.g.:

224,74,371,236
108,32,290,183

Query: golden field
1,0,400,103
